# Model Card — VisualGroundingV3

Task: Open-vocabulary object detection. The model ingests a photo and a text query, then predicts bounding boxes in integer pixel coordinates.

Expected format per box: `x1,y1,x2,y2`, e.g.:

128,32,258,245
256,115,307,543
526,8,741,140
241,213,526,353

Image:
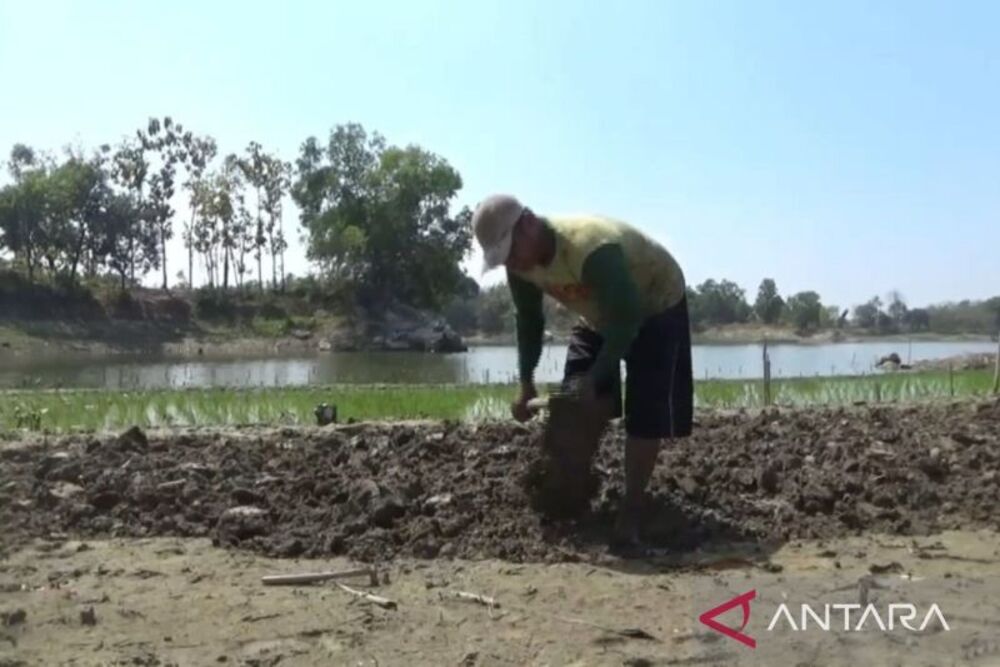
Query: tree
477,284,514,334
753,278,784,324
181,134,217,288
50,150,112,281
784,291,823,332
694,279,751,325
0,149,47,280
100,192,144,291
292,123,471,309
0,147,115,284
190,177,218,287
853,296,883,329
987,296,1000,333
206,169,238,290
903,308,930,332
819,305,841,329
229,142,271,292
886,290,908,326
262,157,290,290
111,136,153,284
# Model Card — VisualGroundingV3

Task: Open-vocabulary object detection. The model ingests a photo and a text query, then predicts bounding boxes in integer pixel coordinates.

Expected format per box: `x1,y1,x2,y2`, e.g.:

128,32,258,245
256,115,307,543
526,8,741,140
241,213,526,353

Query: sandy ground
2,531,1000,666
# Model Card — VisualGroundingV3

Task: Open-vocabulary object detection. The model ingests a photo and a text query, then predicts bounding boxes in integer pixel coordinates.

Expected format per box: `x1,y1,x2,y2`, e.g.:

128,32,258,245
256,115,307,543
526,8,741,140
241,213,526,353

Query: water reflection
0,341,995,390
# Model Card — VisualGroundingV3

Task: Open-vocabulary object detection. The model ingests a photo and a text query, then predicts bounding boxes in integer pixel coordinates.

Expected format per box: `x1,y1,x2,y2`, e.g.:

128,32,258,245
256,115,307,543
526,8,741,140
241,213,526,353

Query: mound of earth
2,399,999,563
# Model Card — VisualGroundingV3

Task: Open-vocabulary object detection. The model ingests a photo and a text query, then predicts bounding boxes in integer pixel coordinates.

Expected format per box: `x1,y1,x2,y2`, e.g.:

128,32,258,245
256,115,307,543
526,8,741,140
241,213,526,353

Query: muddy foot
609,507,648,557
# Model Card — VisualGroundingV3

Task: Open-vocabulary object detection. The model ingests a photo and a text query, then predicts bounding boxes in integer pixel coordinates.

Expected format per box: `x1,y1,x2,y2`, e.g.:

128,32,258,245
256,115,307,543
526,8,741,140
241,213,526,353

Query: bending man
472,194,694,546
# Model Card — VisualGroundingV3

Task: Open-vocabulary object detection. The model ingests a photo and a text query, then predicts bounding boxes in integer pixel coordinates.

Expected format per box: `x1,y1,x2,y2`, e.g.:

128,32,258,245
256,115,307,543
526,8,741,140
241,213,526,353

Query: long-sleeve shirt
508,215,685,387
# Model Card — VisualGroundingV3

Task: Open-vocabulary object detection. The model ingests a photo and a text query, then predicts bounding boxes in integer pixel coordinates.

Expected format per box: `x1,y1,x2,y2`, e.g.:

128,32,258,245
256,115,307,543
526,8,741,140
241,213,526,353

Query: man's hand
511,383,538,422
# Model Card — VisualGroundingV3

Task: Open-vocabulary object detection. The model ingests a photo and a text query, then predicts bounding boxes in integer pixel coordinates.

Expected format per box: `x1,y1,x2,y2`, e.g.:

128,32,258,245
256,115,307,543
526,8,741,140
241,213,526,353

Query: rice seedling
0,370,992,434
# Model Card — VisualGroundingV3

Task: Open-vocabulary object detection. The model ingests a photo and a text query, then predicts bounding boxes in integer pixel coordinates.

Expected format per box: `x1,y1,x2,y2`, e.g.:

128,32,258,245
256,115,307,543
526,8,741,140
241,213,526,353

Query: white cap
471,194,525,273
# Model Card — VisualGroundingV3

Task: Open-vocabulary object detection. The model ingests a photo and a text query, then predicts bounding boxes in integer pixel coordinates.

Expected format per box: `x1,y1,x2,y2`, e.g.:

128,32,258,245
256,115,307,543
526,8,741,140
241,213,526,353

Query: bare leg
612,436,661,545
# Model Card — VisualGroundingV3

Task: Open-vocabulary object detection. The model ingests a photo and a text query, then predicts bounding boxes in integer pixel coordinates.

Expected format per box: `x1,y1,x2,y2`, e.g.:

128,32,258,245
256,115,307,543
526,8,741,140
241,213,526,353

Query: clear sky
1,0,997,310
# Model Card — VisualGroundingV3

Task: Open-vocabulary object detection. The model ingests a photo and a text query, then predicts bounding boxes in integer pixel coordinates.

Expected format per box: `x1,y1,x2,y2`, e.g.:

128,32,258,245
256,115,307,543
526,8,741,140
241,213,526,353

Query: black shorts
560,296,694,439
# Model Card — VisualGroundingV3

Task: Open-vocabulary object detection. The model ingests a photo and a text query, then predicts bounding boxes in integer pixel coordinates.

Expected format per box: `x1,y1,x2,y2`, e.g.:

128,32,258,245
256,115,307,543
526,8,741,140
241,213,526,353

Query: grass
0,370,995,435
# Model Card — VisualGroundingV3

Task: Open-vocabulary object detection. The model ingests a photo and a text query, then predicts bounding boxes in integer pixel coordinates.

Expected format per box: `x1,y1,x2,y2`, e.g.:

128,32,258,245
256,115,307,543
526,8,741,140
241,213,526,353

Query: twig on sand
240,613,282,623
261,568,378,586
336,583,398,610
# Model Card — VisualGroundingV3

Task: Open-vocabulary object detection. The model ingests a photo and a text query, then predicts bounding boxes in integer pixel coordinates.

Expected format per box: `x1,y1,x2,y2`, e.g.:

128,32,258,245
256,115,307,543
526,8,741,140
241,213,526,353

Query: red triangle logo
698,589,756,648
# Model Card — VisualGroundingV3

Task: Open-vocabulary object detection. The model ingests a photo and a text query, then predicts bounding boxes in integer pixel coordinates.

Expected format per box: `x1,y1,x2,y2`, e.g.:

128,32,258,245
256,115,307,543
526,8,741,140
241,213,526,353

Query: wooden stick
336,582,397,610
993,337,1000,395
450,591,500,608
261,568,375,586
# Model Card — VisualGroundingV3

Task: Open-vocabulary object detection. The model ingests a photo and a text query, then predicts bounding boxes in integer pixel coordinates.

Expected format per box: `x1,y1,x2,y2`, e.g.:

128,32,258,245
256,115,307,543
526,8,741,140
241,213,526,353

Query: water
1,340,995,390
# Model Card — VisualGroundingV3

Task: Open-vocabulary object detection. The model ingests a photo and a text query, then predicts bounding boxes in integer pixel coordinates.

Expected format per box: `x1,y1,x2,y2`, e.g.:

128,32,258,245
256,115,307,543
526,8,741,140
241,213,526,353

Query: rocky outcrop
368,301,467,353
317,301,467,353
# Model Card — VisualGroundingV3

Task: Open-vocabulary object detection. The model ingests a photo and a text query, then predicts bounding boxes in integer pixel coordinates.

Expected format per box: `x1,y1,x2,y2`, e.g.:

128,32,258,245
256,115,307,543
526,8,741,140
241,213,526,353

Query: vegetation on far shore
1,369,995,435
2,119,998,352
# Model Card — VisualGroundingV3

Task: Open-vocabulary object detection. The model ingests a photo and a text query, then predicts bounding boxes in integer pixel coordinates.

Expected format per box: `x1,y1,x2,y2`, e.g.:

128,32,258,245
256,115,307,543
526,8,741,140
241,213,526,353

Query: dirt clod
0,609,26,627
116,426,149,452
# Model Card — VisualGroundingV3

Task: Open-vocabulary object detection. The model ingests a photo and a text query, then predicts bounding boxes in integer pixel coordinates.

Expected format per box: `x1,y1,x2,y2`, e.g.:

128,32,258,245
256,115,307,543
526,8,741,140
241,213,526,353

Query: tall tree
753,278,784,324
262,157,290,290
181,134,217,289
853,296,883,329
111,136,151,285
141,117,189,291
230,142,269,292
190,177,218,287
886,290,908,325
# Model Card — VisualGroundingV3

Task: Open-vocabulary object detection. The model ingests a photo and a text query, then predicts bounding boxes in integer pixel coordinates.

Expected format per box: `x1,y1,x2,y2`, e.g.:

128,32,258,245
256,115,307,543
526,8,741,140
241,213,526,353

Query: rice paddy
0,369,994,435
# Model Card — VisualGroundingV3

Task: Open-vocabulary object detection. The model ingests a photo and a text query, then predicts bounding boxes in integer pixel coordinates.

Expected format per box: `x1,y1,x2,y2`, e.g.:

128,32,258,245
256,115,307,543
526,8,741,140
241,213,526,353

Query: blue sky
1,0,997,309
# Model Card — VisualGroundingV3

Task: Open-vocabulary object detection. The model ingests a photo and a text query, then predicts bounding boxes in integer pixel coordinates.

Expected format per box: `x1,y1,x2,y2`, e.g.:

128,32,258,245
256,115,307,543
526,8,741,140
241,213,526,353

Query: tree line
0,119,293,293
2,120,996,334
0,121,472,311
447,277,1000,337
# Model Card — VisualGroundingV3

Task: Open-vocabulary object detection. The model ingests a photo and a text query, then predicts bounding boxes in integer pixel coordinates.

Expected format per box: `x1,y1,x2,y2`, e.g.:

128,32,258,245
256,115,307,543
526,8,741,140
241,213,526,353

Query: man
472,193,693,547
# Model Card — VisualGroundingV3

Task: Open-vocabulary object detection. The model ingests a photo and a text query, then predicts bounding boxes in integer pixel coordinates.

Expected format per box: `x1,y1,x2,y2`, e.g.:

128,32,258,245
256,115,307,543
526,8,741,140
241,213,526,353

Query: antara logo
699,590,951,648
699,589,757,648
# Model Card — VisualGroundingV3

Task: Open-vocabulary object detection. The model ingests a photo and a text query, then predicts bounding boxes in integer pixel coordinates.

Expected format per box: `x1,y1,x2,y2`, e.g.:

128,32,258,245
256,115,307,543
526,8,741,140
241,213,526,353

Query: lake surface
1,340,996,390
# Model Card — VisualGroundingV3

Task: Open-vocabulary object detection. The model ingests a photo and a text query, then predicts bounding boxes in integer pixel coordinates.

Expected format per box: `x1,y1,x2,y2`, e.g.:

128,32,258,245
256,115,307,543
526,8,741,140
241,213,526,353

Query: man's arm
581,244,643,388
507,269,545,388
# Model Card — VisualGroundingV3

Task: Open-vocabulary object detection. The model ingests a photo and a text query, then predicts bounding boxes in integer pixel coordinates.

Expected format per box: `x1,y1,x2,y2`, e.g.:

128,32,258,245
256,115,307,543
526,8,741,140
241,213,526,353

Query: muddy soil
3,400,1000,565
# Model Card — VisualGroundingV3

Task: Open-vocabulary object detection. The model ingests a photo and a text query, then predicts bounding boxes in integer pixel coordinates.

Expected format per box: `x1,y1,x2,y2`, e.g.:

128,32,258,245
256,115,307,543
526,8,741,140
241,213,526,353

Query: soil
3,399,1000,665
3,400,999,566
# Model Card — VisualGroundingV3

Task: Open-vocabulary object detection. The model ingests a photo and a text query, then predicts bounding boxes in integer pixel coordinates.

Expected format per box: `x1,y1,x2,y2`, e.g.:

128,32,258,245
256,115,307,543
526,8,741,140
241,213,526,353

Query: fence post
993,337,1000,395
762,338,771,407
948,362,954,398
